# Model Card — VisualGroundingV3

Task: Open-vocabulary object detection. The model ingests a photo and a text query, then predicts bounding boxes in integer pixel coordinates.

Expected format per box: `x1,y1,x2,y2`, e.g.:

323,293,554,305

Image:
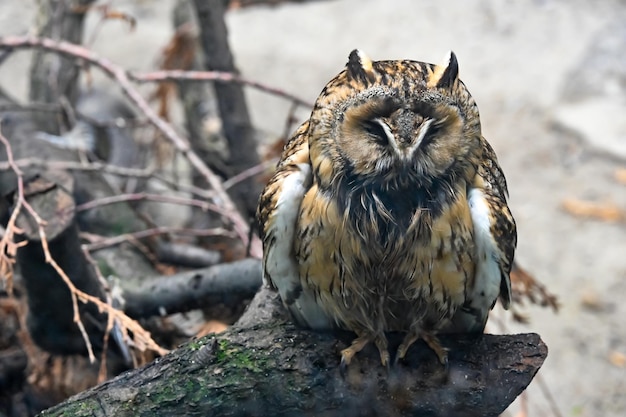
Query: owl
257,50,516,368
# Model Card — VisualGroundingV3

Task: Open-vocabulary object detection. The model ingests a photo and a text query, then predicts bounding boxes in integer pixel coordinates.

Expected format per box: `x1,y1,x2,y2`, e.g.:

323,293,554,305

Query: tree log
14,174,113,355
39,286,547,417
124,258,261,318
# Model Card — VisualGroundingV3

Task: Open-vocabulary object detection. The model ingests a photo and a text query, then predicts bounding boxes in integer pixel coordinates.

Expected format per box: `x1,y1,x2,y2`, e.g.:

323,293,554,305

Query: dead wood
155,241,222,268
39,286,547,417
124,258,261,318
14,173,111,355
192,0,262,216
28,0,96,134
228,0,334,8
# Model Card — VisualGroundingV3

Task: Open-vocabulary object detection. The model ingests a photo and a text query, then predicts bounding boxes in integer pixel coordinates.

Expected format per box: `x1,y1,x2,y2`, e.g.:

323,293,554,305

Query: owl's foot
394,330,449,366
394,331,420,365
422,332,449,366
340,333,390,373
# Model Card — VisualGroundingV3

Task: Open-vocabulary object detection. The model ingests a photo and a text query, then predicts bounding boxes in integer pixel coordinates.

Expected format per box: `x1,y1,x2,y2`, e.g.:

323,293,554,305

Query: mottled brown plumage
257,50,516,368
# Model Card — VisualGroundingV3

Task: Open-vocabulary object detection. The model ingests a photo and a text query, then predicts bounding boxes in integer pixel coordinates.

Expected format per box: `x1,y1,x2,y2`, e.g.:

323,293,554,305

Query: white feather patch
467,188,502,311
264,163,332,329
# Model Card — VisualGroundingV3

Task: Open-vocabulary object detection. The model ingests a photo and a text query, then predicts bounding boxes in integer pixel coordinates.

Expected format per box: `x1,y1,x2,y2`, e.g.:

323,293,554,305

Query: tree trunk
29,0,95,133
192,0,262,216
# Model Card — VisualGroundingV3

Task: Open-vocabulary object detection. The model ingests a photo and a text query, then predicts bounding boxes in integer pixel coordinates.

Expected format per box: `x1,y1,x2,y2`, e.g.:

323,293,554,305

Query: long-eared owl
257,50,516,367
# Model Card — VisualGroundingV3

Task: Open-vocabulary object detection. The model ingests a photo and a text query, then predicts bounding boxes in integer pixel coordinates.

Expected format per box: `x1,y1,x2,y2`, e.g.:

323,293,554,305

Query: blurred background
0,1,625,416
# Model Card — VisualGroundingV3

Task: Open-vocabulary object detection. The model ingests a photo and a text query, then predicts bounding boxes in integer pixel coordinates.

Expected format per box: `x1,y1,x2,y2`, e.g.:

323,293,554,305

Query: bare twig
75,191,228,217
0,135,29,296
0,157,153,177
222,158,277,190
0,103,62,113
0,157,215,200
82,227,236,252
0,127,168,360
535,373,564,417
0,35,261,257
0,127,95,361
132,70,311,108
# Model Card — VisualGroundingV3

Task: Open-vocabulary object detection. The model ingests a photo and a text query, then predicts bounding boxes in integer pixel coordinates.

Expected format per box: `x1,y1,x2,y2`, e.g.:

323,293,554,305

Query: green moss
39,399,102,416
215,339,266,373
188,339,206,351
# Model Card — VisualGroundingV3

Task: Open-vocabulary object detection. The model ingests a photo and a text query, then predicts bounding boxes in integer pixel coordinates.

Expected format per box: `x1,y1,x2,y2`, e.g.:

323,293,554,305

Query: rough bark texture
192,0,262,216
15,174,110,355
40,287,548,417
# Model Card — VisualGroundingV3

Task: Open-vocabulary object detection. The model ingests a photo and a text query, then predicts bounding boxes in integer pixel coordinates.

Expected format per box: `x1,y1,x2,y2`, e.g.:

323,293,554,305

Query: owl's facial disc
360,112,444,163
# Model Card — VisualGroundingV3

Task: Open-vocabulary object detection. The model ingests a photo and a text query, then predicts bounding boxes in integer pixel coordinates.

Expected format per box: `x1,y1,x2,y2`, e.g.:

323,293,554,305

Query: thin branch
131,70,312,108
0,127,95,361
74,191,227,218
82,227,236,252
0,157,154,178
0,103,62,113
0,127,168,360
535,372,564,417
222,158,277,190
0,157,215,200
0,35,261,258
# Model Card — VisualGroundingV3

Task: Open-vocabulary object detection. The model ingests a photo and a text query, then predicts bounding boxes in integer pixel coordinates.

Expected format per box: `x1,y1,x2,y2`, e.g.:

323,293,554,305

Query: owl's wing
257,122,333,329
450,138,517,332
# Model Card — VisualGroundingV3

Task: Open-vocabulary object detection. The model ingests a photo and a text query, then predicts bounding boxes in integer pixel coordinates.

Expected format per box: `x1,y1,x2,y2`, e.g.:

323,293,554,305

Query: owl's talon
339,334,371,373
422,333,448,366
395,331,420,365
373,334,390,369
339,355,349,378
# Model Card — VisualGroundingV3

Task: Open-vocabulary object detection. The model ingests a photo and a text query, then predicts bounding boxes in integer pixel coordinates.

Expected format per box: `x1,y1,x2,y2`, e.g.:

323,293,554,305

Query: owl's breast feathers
295,151,479,330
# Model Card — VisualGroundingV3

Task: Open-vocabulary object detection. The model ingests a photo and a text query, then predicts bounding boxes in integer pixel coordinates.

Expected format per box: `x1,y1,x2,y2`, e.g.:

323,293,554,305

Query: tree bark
192,0,262,216
124,258,261,318
15,173,111,355
29,0,95,134
39,287,548,417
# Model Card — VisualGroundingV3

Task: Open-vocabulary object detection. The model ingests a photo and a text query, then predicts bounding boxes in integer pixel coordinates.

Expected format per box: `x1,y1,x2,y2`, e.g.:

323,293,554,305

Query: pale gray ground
1,1,625,416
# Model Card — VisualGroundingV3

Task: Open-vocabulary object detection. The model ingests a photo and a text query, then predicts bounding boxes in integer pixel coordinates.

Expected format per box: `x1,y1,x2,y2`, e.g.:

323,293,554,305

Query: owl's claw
394,331,420,365
422,332,449,366
339,333,390,375
339,333,371,374
373,334,390,370
339,355,349,378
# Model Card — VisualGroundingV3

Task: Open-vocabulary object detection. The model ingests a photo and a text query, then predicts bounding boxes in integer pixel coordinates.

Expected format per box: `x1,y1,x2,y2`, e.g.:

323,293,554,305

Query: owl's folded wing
257,123,333,329
448,139,517,333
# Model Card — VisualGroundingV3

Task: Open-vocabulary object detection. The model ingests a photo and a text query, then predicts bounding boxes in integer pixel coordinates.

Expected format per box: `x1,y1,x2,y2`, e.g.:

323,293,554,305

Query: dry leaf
608,351,626,368
510,261,559,313
580,290,605,312
614,168,626,185
561,198,624,222
196,320,229,338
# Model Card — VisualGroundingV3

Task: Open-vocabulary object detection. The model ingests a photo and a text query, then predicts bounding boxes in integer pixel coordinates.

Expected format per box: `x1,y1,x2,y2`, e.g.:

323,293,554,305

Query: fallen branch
40,287,548,417
123,258,261,318
155,241,222,268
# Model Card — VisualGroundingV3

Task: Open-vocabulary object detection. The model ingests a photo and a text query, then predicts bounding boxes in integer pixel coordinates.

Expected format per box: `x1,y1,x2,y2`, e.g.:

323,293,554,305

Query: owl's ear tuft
428,51,459,89
346,49,377,84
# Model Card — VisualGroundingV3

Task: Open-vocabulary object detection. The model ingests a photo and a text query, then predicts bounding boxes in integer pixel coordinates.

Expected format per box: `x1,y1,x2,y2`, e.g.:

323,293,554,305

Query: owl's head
308,50,481,191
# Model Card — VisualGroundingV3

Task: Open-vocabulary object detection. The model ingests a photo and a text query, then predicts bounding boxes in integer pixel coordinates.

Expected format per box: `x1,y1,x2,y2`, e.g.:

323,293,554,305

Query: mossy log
40,287,547,417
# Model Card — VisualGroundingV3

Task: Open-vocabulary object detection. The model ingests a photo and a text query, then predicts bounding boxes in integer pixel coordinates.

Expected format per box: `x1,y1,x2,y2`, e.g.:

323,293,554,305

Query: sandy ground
1,1,626,416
